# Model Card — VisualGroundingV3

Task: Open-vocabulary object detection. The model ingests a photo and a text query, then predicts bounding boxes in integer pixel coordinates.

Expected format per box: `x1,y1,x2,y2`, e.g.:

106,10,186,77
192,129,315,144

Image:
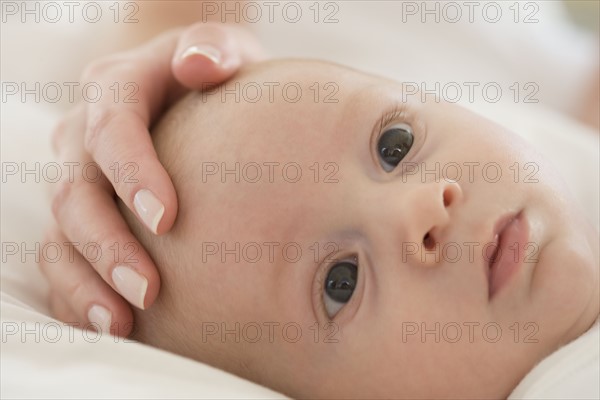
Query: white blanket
509,318,599,399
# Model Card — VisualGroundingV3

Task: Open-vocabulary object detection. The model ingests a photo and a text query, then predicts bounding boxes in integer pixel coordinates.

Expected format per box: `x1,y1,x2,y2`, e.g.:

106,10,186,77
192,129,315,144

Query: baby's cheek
525,228,598,335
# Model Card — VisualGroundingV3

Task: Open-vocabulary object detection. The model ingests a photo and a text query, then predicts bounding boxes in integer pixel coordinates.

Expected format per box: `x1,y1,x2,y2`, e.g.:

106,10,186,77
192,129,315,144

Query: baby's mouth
486,211,529,299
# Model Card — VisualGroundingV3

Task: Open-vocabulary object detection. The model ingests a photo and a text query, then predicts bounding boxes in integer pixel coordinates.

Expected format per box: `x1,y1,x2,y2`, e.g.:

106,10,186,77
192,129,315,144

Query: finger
85,104,175,235
51,104,85,157
51,172,160,311
172,22,267,89
48,292,79,324
81,29,190,234
51,108,163,310
40,228,135,337
53,101,161,310
81,25,264,235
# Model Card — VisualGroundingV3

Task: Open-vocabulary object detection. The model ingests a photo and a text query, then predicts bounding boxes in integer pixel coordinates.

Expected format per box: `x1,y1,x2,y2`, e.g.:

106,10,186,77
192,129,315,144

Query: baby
118,59,599,399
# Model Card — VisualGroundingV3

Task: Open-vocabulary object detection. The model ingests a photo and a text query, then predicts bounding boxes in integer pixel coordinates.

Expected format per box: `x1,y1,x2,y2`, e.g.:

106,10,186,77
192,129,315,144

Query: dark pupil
325,262,357,303
378,127,414,167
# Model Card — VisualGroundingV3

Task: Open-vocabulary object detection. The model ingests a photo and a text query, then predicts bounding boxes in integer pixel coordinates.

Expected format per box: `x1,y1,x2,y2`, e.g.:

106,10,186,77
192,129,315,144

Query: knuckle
66,279,86,303
84,108,119,153
51,179,75,220
112,152,141,188
81,57,115,81
51,104,86,154
85,228,112,252
82,229,117,269
39,228,62,268
81,52,135,84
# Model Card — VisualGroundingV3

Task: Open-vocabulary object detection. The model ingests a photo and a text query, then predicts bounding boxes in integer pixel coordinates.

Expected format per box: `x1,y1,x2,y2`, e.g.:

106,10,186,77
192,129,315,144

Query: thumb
171,22,267,89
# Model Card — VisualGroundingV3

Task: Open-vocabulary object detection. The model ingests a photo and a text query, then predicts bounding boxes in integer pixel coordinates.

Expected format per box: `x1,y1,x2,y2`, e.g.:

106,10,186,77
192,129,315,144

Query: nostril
443,189,453,207
423,232,436,250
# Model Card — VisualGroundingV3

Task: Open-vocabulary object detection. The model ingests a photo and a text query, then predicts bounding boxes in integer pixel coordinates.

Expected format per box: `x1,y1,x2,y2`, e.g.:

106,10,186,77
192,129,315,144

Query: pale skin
121,60,600,399
42,20,598,340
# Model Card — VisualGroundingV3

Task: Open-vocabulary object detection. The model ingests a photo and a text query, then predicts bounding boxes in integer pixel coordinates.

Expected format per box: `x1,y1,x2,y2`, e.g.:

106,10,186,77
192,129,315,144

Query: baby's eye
323,260,358,318
377,123,414,172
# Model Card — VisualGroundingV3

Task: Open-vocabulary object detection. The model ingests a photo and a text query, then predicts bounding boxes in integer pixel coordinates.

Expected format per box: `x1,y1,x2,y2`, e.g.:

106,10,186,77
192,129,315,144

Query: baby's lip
482,212,518,297
484,210,528,299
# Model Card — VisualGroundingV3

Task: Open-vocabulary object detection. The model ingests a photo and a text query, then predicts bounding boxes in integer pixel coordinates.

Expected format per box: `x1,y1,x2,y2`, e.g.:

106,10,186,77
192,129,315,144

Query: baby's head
121,59,599,399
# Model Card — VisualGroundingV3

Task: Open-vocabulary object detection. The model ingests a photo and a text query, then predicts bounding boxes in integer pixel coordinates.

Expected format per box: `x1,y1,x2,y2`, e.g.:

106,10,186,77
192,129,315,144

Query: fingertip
171,22,248,89
142,257,162,310
172,44,240,89
180,44,222,65
87,304,114,335
132,188,166,235
86,295,135,338
154,184,178,236
132,185,177,236
104,302,135,338
111,261,160,312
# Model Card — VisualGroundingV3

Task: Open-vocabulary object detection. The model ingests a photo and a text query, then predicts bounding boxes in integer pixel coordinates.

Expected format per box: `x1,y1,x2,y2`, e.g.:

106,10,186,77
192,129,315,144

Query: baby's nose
399,179,463,267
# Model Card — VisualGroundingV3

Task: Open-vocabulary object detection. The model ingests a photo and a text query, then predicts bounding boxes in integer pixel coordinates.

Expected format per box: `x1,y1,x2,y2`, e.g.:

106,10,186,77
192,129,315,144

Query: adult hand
40,23,265,337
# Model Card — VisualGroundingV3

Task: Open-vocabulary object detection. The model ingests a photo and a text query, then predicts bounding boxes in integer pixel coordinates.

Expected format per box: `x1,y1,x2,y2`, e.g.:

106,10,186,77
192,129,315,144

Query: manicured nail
112,265,148,310
180,44,222,65
87,304,112,334
134,189,164,234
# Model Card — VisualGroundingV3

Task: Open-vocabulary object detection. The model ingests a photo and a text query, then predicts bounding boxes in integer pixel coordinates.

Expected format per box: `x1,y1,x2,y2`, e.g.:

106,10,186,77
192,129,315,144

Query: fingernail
112,265,148,310
87,304,112,334
180,44,222,65
134,189,164,234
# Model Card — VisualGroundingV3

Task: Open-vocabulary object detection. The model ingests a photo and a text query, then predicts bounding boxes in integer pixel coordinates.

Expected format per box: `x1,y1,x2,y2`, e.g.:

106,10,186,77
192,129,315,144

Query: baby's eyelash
377,105,407,133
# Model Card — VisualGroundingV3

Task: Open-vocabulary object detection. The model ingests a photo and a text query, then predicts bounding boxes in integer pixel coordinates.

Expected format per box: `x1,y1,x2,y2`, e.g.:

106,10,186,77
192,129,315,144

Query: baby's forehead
215,59,404,126
185,59,411,164
232,58,391,91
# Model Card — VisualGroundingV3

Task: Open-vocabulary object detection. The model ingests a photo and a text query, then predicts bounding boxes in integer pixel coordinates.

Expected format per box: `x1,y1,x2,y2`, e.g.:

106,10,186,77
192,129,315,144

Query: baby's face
146,60,599,399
